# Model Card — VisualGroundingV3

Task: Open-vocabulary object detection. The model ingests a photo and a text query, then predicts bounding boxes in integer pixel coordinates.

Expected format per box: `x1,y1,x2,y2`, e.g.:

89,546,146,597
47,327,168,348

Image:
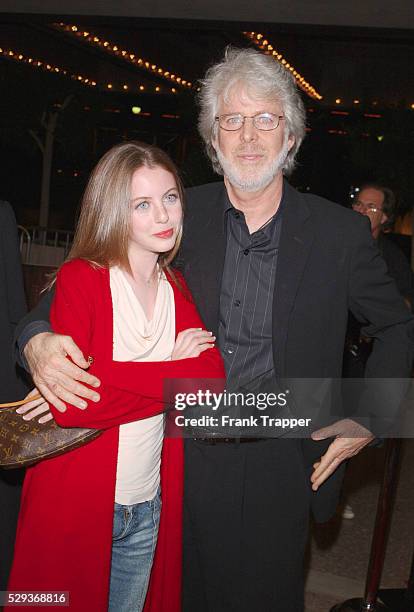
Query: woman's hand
15,388,54,424
171,328,216,360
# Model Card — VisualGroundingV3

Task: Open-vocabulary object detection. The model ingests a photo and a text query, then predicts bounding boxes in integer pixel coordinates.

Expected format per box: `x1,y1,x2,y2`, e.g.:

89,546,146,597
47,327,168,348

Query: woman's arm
49,260,224,430
14,284,101,413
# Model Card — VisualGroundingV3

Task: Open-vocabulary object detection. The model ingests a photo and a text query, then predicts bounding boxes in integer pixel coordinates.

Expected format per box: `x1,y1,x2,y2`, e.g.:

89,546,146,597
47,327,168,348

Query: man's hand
310,419,374,491
16,388,53,424
24,332,101,412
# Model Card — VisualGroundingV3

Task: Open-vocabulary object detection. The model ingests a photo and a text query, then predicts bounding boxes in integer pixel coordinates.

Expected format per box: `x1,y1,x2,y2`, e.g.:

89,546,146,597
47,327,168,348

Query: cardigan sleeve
49,260,225,430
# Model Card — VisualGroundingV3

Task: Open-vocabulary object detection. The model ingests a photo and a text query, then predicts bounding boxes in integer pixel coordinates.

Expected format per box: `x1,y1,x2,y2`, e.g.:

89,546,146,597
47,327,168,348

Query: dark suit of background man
0,201,28,591
15,48,414,611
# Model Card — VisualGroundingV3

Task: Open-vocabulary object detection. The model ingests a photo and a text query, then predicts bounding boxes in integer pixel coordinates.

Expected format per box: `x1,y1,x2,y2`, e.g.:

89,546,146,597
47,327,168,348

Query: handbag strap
0,393,42,409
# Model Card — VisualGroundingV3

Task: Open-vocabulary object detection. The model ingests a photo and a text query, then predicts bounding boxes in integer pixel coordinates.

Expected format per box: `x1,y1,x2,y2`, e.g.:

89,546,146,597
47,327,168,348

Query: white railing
18,226,74,266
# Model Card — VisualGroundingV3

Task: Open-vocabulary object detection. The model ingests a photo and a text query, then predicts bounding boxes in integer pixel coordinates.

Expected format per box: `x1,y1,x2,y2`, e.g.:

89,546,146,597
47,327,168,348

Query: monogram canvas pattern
0,408,101,468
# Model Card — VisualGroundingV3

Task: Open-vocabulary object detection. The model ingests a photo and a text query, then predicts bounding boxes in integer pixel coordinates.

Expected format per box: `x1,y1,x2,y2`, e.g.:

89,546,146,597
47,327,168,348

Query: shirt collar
222,179,286,226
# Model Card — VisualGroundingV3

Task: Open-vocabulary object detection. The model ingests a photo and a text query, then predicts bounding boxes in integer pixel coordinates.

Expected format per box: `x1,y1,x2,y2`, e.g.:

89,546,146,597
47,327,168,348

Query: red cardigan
7,259,225,612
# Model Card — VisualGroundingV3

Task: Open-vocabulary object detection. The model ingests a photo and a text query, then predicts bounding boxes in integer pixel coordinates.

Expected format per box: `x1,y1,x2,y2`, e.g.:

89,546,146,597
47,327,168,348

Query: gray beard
216,136,290,192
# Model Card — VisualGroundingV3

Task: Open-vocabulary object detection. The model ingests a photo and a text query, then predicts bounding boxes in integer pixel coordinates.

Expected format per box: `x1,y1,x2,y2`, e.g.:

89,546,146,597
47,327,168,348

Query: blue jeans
109,488,161,612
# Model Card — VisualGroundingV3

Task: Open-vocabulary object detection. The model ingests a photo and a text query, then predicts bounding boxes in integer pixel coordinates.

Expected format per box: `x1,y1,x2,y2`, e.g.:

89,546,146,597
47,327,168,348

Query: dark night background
0,4,413,231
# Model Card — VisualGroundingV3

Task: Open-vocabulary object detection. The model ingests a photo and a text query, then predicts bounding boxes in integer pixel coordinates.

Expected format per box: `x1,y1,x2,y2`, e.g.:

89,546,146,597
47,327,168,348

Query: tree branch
29,129,44,153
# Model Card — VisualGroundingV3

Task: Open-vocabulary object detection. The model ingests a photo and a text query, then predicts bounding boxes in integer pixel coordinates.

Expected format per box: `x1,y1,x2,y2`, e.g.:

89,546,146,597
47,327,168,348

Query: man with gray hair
16,48,413,611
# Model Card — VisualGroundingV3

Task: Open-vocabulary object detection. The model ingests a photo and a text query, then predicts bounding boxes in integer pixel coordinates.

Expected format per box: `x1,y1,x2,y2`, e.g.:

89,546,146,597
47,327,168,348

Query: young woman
7,142,225,612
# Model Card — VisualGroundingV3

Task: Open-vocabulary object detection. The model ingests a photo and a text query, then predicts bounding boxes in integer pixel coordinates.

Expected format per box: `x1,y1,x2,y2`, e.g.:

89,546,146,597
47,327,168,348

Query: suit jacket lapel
184,183,226,335
204,183,227,292
273,181,315,376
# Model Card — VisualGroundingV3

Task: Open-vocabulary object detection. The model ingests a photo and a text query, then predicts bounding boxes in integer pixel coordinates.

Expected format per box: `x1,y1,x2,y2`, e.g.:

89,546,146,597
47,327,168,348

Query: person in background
341,183,414,519
0,200,28,591
352,183,414,307
7,142,224,612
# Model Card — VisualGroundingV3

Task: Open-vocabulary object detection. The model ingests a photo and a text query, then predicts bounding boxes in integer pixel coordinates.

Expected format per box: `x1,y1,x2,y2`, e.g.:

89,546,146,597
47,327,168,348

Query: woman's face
129,165,183,257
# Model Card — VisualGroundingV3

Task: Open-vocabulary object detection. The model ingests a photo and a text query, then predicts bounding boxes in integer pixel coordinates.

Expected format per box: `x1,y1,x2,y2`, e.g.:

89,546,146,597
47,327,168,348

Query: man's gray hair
198,46,306,176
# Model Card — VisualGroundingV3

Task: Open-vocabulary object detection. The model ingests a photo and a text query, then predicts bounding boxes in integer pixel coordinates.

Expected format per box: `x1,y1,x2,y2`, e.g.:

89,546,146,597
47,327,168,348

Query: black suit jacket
178,180,414,521
0,201,27,401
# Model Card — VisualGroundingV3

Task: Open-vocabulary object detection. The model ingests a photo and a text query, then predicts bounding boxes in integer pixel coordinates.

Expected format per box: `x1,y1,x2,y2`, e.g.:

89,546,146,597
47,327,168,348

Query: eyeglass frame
214,112,285,132
352,201,383,214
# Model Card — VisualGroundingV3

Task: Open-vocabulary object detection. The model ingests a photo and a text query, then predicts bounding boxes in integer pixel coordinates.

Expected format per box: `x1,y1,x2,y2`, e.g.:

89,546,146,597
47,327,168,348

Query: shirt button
226,347,234,354
234,300,241,307
243,249,250,256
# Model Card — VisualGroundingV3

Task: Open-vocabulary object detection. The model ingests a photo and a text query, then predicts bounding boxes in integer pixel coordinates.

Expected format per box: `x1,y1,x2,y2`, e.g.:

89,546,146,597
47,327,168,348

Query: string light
8,28,401,110
53,22,194,91
243,31,323,101
0,46,161,94
0,46,96,87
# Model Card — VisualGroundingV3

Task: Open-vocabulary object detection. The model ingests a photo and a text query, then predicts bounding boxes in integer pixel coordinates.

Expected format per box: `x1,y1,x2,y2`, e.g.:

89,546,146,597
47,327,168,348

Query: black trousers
183,438,310,612
0,468,24,591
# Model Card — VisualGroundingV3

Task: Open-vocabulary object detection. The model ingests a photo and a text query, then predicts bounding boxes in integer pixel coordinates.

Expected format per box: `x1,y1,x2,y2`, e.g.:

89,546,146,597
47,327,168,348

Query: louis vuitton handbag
0,394,101,469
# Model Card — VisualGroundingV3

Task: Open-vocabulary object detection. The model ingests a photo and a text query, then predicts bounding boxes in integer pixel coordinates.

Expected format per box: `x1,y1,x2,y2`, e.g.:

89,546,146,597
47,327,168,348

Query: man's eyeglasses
352,201,382,214
215,112,285,132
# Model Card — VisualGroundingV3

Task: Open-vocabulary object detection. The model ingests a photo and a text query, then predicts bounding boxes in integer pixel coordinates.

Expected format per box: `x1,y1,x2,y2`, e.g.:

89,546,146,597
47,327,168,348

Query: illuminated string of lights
53,22,194,91
243,31,323,101
0,46,176,94
0,46,97,87
3,34,412,109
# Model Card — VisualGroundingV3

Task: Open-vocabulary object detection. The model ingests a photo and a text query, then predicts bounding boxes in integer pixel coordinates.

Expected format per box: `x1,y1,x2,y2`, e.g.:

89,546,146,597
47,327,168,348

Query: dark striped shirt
218,191,284,390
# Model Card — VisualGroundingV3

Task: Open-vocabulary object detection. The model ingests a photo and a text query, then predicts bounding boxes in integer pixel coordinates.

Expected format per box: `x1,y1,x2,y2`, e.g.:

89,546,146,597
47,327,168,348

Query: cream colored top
110,265,175,505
